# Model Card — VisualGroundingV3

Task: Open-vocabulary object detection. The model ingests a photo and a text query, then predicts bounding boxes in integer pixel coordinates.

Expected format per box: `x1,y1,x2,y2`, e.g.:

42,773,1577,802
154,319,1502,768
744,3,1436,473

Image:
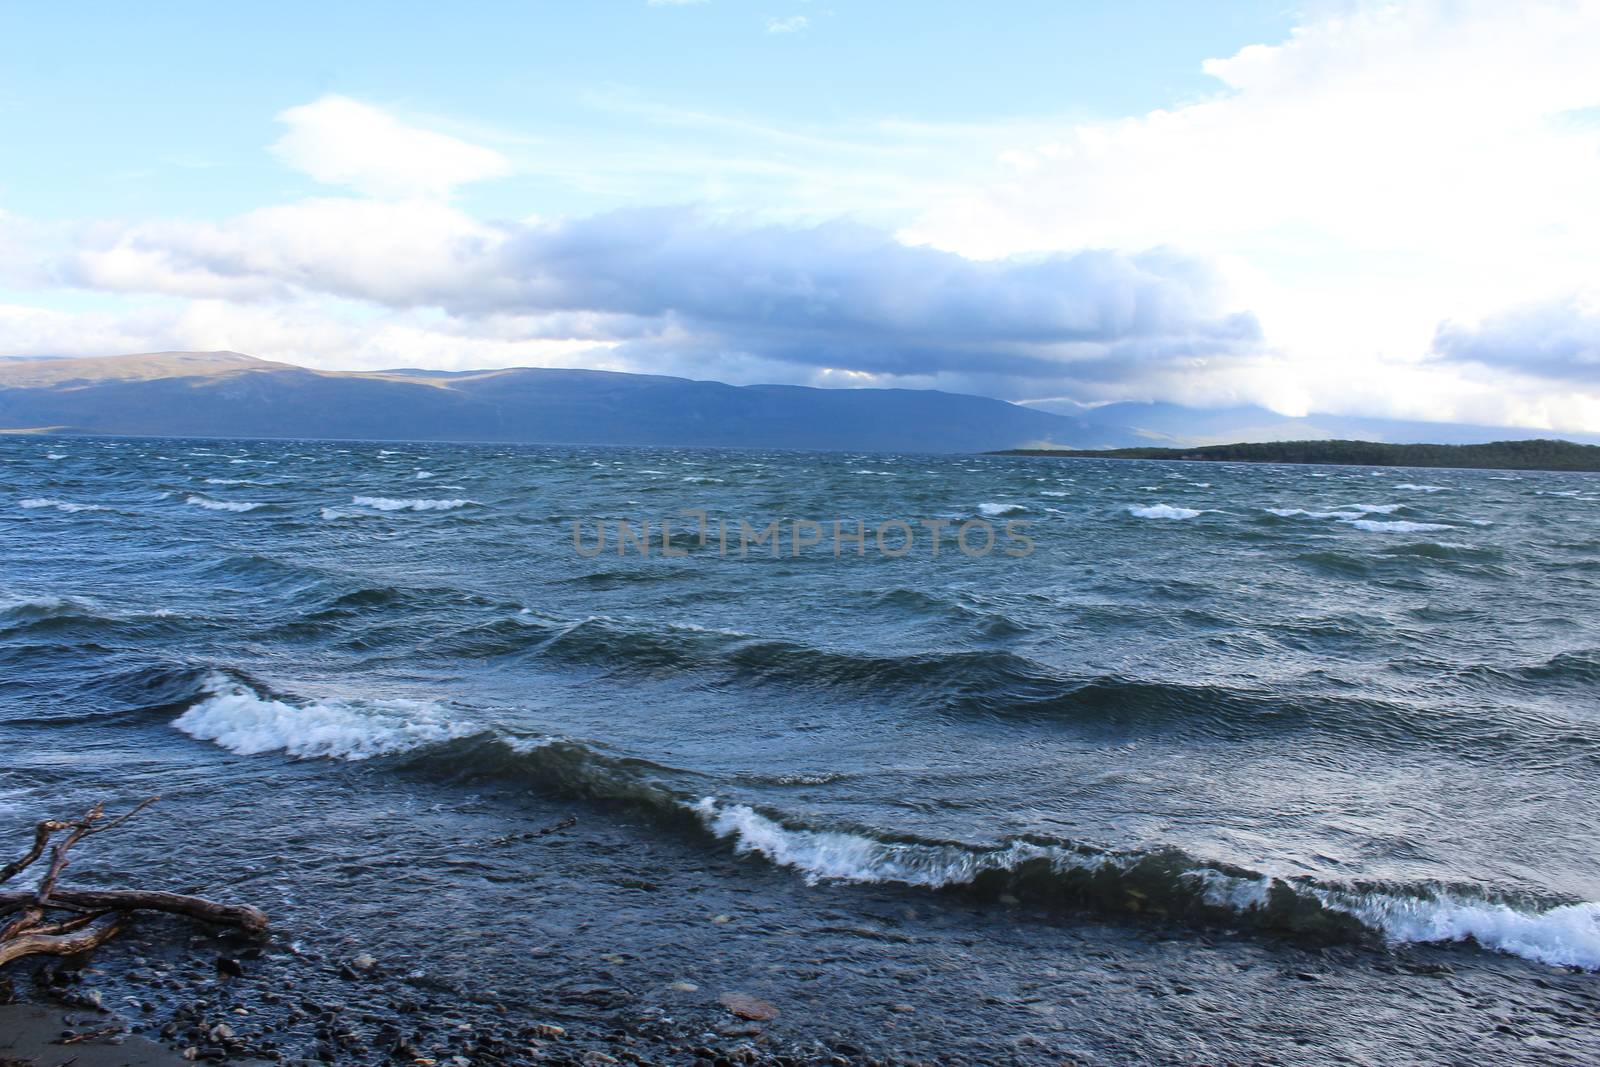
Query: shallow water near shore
4,436,1600,1063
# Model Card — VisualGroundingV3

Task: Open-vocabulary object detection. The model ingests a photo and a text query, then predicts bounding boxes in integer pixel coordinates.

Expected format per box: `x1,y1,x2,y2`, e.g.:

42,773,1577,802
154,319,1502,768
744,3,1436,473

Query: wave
413,615,1578,750
1345,519,1456,533
1265,507,1368,520
172,672,474,760
978,502,1027,517
689,799,1600,967
185,495,265,513
1395,483,1450,492
18,498,108,513
163,674,1600,968
350,495,476,512
1264,503,1405,520
1128,504,1203,520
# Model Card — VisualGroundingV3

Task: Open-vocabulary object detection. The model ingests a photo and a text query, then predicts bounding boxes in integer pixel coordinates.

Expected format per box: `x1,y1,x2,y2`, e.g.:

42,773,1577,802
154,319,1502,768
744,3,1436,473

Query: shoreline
989,438,1600,473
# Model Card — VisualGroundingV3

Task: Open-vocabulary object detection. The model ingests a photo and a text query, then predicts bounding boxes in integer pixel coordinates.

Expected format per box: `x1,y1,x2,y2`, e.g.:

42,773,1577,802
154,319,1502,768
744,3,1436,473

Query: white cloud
904,0,1600,424
270,95,511,199
766,15,808,34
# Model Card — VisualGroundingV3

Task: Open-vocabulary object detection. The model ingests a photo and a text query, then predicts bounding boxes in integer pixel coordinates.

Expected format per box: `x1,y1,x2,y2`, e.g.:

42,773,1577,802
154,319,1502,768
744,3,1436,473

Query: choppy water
4,436,1600,1063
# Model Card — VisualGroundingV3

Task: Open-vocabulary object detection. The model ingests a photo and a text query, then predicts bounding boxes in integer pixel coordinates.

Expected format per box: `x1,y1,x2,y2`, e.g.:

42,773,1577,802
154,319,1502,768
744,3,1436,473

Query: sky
1,0,1598,432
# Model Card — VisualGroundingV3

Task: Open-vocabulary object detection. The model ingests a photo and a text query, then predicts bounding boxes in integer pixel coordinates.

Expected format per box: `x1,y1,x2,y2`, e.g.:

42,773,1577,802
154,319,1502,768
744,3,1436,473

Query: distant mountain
0,352,1091,453
1027,400,1600,448
3,352,1592,454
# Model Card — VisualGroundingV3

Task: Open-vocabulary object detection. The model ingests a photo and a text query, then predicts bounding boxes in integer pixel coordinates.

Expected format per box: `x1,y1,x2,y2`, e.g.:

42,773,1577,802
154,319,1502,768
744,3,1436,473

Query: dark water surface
4,437,1599,1063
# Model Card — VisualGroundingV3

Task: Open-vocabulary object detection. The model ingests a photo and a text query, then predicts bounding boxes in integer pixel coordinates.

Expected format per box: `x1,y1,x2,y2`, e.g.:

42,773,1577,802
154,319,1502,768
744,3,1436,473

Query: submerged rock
718,993,780,1021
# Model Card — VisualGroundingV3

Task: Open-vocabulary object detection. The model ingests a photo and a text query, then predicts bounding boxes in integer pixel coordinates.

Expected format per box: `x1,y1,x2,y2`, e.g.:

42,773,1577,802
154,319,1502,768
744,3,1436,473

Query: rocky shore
1,920,920,1067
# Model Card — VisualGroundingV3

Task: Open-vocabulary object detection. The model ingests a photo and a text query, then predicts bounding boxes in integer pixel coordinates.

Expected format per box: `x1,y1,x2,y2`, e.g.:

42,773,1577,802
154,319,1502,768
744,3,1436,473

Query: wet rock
718,993,780,1021
216,957,245,978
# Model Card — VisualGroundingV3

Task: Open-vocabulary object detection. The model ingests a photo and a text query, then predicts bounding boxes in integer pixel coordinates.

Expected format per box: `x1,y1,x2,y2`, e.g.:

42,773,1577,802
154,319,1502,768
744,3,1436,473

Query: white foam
0,593,77,614
1344,519,1456,533
1395,483,1450,492
186,495,264,513
1040,490,1071,497
351,496,475,512
1266,507,1367,520
204,478,259,485
1332,892,1600,969
1267,503,1403,520
1128,504,1203,520
173,674,472,761
979,502,1027,517
690,798,1076,887
45,452,66,460
414,471,435,479
19,498,107,513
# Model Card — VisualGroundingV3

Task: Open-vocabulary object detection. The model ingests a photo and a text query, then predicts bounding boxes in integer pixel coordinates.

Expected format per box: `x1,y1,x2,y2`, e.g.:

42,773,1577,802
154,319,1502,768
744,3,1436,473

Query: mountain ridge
2,352,1593,453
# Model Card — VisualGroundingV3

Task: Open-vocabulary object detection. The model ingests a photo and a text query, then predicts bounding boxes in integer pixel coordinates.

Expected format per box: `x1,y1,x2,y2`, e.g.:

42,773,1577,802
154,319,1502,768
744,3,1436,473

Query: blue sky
1,1,1293,220
2,1,1598,431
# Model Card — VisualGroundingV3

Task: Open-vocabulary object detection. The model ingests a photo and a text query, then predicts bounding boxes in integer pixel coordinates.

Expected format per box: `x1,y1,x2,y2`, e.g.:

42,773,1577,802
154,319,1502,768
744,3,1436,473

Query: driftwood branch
0,799,267,969
0,914,123,967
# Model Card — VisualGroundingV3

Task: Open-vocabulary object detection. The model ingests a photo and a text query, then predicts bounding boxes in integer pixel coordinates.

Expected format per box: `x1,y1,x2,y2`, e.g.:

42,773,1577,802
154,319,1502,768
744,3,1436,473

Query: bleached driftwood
0,799,266,967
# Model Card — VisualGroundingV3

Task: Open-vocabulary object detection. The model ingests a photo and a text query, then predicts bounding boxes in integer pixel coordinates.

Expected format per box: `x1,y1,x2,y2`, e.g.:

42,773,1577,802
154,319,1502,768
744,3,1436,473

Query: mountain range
1,351,1593,452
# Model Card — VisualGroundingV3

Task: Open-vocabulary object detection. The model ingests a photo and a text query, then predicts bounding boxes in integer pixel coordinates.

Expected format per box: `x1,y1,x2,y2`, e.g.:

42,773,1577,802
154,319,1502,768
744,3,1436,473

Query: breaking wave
163,673,1600,969
1128,504,1203,520
185,495,266,513
1345,519,1456,533
350,496,477,512
19,498,108,513
172,672,475,760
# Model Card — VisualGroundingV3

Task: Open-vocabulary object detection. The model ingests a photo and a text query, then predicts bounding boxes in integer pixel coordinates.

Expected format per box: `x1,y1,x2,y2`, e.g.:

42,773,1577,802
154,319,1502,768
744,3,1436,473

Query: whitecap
1329,892,1600,970
1128,504,1203,520
1344,519,1456,533
186,496,264,513
1395,483,1450,492
18,498,107,513
351,496,475,512
173,674,473,761
979,502,1027,517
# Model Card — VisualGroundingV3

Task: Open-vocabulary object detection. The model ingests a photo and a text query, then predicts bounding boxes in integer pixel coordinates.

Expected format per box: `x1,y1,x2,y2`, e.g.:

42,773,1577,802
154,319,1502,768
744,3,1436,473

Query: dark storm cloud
66,203,1262,389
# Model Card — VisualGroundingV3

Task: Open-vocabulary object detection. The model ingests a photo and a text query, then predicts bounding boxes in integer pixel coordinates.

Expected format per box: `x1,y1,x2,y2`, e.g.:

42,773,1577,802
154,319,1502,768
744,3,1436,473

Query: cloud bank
47,202,1259,397
5,1,1600,432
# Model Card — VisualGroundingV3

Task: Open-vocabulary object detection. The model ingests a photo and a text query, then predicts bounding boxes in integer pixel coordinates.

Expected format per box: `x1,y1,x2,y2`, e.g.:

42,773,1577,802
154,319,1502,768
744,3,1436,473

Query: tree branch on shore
0,799,267,968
